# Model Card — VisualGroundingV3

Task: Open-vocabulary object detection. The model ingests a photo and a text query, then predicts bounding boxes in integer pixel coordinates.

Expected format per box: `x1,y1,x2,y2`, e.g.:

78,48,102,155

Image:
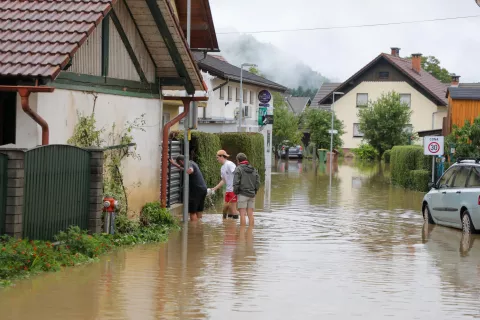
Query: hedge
217,132,265,180
410,170,430,192
391,146,432,191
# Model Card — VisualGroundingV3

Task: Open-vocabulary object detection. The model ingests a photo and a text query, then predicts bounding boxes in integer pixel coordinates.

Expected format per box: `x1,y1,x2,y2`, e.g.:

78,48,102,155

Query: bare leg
197,212,203,219
222,202,229,219
239,208,247,226
247,208,254,226
190,213,198,221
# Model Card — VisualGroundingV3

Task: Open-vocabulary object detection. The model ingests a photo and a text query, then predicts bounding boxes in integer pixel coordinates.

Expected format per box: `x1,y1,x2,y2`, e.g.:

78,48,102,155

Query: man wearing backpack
233,153,261,226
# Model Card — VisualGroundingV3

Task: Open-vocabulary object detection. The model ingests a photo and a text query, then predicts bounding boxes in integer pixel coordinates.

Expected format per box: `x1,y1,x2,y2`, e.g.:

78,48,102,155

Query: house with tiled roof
311,82,341,111
191,52,287,133
316,47,449,151
0,0,218,213
286,96,311,115
445,80,480,135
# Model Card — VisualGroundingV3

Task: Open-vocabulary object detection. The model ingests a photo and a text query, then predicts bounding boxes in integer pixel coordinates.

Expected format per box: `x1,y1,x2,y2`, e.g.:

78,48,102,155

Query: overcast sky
210,0,480,83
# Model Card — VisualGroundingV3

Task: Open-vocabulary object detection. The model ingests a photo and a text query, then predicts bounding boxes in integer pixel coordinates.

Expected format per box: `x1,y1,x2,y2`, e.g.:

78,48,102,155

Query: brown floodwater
2,159,480,319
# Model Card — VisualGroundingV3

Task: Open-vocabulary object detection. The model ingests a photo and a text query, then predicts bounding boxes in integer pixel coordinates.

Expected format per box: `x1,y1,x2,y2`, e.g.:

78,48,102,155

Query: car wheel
462,211,474,234
423,204,435,224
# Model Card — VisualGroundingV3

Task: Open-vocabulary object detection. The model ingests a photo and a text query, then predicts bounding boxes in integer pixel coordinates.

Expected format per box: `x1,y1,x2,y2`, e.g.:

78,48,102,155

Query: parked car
422,159,480,234
277,144,303,159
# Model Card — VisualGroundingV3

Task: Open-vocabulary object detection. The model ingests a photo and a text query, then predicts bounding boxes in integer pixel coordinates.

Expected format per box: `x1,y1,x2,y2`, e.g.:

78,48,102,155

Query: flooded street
2,160,480,319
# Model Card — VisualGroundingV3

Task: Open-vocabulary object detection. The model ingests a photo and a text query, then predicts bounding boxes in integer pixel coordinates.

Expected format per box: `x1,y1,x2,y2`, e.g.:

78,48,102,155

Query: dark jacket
233,162,261,197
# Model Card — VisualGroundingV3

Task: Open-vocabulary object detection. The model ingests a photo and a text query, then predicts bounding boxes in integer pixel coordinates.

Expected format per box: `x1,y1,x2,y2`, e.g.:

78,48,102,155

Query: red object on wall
103,197,116,213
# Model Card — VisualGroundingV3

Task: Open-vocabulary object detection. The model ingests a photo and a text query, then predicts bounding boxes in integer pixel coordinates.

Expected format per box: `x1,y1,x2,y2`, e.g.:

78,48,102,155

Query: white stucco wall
15,89,163,215
334,81,447,149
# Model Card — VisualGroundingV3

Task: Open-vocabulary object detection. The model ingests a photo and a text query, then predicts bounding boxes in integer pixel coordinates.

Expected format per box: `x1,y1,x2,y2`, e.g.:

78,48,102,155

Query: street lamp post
239,63,257,132
329,92,344,175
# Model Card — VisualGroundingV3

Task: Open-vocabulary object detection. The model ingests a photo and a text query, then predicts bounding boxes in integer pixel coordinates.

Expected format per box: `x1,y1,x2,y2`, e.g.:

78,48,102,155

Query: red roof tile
0,0,114,79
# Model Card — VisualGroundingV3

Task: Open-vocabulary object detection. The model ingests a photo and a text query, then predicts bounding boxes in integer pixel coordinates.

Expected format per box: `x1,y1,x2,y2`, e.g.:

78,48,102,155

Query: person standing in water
210,150,238,220
169,155,207,221
233,153,260,226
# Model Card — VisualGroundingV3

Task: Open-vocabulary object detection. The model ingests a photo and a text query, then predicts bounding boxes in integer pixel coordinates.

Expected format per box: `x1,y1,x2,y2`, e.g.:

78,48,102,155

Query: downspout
18,88,49,145
432,111,442,130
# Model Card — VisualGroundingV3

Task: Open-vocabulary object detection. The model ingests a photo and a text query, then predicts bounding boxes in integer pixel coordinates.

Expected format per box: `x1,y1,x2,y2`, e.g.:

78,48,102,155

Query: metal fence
23,145,91,240
0,153,7,235
167,140,183,207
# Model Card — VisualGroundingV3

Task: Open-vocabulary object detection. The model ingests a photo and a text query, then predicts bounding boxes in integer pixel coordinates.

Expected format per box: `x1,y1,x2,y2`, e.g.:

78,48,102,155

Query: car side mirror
428,182,436,189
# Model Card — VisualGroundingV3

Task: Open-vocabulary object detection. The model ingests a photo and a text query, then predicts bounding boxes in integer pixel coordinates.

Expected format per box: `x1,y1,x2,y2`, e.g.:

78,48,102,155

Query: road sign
328,129,338,134
424,136,444,156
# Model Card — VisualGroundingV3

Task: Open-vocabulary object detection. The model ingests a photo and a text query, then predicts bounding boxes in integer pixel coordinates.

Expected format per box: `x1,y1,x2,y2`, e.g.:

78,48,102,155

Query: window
438,167,457,188
356,93,368,107
228,86,232,101
353,123,364,137
163,113,171,126
379,72,389,80
243,89,247,103
236,88,240,101
249,90,254,104
244,105,249,117
467,167,480,187
400,94,411,107
452,167,471,188
219,87,224,100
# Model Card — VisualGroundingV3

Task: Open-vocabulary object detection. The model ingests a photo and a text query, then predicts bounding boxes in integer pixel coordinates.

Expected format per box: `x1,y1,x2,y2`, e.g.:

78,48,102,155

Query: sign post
259,90,273,211
424,136,444,183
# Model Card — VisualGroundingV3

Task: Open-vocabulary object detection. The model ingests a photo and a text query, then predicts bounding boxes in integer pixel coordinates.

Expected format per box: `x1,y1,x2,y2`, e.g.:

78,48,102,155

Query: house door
0,92,16,146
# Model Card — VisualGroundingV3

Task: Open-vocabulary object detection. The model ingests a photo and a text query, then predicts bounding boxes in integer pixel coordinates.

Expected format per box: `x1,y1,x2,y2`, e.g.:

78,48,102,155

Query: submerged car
278,145,303,159
422,159,480,234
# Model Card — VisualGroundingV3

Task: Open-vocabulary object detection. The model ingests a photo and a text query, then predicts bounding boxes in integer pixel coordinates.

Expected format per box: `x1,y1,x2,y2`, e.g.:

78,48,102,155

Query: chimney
411,53,422,73
390,47,400,57
450,74,460,86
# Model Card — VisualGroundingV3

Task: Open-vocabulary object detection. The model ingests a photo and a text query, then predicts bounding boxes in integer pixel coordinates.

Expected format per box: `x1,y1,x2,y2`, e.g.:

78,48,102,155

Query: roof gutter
160,95,209,208
0,85,54,145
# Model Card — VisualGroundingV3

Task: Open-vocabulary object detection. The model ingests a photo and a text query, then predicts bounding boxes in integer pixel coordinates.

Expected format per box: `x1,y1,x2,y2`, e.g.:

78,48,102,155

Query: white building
189,53,287,133
313,48,449,151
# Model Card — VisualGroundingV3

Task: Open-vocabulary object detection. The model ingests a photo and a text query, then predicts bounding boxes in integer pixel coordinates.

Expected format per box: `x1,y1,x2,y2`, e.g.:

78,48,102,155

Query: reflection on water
1,160,480,319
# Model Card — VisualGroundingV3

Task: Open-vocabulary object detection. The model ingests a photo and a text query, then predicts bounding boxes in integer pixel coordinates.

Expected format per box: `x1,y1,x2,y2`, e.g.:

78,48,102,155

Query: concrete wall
334,81,447,149
14,89,163,215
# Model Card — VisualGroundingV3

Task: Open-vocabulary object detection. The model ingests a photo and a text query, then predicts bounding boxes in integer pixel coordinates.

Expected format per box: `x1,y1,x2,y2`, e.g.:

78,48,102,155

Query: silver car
422,159,480,234
278,145,303,159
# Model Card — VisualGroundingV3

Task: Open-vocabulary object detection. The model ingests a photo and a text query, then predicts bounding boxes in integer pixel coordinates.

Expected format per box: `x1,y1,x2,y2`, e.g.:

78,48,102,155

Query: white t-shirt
221,160,236,192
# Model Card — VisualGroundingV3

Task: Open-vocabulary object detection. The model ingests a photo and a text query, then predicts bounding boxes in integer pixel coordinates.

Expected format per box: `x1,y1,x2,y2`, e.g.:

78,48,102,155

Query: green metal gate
23,145,91,240
0,153,7,235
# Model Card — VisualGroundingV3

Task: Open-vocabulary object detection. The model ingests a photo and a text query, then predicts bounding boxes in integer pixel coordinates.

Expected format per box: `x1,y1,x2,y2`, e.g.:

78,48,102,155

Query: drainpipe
18,88,49,145
0,85,54,146
432,111,442,130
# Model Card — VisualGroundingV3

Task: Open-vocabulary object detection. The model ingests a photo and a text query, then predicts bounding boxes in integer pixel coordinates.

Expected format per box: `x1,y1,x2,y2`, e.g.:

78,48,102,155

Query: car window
452,166,471,188
437,167,457,188
467,167,480,187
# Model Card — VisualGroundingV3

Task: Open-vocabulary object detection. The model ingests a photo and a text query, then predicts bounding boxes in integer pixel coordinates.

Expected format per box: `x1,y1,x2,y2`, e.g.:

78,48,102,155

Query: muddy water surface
1,160,480,319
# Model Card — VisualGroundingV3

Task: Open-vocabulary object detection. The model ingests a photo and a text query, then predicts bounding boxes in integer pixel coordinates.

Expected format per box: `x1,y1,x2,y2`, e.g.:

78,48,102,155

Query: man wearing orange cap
210,150,239,219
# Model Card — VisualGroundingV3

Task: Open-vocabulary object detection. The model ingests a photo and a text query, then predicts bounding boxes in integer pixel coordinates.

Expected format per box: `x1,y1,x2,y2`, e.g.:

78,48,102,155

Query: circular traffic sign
428,142,440,154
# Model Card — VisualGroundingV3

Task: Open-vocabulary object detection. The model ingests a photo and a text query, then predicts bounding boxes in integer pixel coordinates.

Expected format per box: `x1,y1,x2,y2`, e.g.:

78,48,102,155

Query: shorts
237,194,255,209
225,192,237,203
188,189,207,213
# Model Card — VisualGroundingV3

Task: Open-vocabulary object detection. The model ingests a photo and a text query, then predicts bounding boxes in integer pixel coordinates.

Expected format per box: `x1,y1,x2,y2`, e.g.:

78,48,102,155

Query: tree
305,108,345,150
405,55,452,83
358,91,412,158
248,66,263,77
446,116,480,158
272,92,302,157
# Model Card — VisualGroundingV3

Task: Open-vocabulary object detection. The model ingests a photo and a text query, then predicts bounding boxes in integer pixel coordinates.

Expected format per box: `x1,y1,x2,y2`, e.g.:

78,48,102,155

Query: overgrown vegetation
352,144,379,161
68,96,145,215
445,116,480,159
272,92,303,156
0,202,177,287
390,146,432,191
358,91,412,159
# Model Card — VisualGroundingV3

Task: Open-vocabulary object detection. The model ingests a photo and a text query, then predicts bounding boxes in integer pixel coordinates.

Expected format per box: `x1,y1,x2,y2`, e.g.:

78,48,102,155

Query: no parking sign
424,136,444,156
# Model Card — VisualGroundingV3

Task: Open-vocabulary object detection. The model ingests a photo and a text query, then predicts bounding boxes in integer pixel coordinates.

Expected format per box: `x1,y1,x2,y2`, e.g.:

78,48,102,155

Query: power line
217,14,480,35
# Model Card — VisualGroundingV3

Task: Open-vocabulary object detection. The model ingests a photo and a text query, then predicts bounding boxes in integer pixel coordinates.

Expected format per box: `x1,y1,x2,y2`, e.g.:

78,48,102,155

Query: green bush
391,146,432,191
352,144,379,161
382,149,392,163
410,170,431,192
217,132,265,180
140,201,177,227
